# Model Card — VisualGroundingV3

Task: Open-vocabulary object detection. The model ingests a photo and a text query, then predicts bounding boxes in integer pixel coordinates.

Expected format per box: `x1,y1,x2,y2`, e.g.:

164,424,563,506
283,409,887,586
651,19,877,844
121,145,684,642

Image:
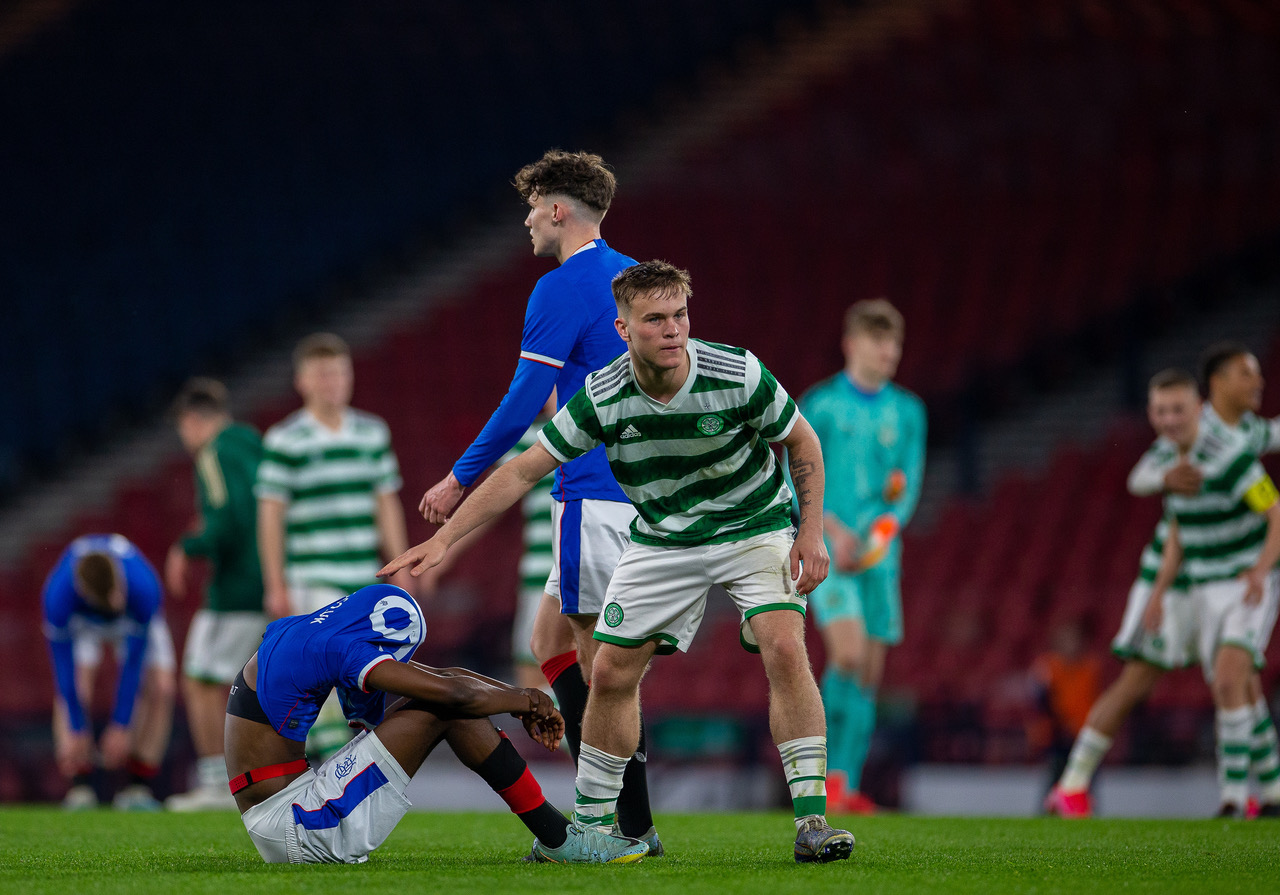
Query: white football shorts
71,614,176,672
545,498,636,617
593,528,806,655
1193,571,1280,682
182,609,267,684
1110,579,1198,670
240,729,411,864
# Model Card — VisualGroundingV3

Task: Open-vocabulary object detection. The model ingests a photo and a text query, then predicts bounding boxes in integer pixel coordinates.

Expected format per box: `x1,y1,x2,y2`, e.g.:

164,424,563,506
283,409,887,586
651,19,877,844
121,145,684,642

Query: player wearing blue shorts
42,534,176,810
797,300,925,813
224,583,646,864
418,150,657,850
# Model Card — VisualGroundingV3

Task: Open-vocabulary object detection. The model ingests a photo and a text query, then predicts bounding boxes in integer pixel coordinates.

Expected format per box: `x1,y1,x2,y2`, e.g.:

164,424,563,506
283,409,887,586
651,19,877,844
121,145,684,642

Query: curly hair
514,150,617,215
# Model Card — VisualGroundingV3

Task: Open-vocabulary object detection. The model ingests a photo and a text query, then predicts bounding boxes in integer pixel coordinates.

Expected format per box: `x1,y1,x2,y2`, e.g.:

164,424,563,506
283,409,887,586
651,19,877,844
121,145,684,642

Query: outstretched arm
780,416,829,595
381,442,561,579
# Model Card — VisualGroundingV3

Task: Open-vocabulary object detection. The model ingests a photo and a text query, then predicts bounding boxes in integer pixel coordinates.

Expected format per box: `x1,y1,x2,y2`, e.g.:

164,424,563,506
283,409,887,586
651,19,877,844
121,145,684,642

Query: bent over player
387,261,854,863
224,583,646,864
43,534,176,810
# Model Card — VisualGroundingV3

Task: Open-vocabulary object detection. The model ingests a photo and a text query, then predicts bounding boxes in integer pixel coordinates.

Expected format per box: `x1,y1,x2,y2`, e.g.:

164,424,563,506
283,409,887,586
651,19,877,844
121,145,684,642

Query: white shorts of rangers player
241,729,411,864
1110,580,1198,670
183,609,268,684
70,614,176,672
1194,570,1280,682
594,528,806,656
545,498,636,617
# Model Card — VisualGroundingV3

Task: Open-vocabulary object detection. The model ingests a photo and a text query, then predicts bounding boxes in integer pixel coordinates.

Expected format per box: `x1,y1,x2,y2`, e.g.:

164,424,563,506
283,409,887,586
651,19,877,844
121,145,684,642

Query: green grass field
0,809,1274,894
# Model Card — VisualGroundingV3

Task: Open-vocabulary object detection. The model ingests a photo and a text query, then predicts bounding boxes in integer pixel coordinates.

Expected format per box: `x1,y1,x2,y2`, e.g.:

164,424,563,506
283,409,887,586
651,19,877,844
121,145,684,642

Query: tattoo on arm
790,455,817,522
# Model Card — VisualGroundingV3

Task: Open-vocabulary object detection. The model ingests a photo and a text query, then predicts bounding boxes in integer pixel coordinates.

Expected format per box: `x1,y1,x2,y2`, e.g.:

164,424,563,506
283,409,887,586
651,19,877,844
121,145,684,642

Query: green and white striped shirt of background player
501,424,555,665
538,338,799,548
1129,406,1280,588
1162,413,1280,586
255,408,403,603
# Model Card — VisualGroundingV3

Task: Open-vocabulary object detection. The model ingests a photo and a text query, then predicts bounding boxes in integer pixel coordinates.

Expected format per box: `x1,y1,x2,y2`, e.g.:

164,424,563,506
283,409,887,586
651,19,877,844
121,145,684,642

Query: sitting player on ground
385,260,855,863
224,582,647,864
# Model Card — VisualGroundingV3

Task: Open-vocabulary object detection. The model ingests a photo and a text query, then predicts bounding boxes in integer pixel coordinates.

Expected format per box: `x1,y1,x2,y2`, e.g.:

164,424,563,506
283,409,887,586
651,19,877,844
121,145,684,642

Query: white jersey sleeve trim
538,430,575,464
770,411,800,444
520,351,566,369
358,654,395,692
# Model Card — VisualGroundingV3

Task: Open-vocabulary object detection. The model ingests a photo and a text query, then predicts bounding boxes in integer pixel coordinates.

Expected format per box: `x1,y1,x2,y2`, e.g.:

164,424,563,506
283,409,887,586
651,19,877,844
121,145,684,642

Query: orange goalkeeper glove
855,514,900,572
883,469,907,503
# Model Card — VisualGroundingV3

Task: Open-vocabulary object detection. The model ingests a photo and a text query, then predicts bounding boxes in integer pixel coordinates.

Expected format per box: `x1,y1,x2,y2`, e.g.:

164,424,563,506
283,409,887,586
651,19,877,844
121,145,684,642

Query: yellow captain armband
1243,475,1280,513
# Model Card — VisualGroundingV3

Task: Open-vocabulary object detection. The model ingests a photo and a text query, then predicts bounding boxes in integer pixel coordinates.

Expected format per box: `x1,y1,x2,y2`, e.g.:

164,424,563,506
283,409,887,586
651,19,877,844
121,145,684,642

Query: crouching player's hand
514,688,564,753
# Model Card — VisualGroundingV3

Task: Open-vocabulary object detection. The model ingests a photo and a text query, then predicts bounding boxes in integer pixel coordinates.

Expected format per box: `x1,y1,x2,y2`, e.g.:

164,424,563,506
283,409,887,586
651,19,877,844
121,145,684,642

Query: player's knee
148,669,178,705
587,649,644,696
760,632,809,677
827,647,860,674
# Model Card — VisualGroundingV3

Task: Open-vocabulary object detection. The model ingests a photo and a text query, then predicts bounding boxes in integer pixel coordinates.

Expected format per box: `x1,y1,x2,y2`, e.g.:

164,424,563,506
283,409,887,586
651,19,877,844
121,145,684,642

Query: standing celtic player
1049,351,1280,817
1145,368,1280,817
256,333,414,759
797,299,925,814
384,261,854,863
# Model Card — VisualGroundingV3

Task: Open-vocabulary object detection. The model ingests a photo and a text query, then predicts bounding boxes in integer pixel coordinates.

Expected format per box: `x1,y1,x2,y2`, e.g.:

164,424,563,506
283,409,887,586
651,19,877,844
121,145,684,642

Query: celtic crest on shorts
603,602,624,627
696,414,723,436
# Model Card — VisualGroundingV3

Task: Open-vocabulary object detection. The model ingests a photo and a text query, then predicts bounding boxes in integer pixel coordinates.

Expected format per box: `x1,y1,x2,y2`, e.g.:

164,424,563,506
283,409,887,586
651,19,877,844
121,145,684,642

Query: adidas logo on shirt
620,424,642,440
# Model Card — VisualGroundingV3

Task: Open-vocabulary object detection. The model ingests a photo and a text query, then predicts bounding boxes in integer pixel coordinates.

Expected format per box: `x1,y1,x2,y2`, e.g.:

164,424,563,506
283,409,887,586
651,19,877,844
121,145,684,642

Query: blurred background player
1028,616,1103,800
41,534,176,810
225,582,646,864
796,299,926,813
506,397,558,691
256,332,413,759
163,378,267,811
417,151,656,847
1144,371,1280,817
1048,352,1280,817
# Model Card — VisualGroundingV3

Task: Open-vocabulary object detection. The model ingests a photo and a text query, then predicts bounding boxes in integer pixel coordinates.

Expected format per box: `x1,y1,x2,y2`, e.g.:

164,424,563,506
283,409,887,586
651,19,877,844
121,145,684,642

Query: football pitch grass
1,809,1274,894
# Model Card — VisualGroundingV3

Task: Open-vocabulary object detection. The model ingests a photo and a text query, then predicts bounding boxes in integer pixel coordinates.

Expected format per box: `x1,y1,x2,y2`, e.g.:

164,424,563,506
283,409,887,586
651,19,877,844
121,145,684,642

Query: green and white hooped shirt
539,338,800,548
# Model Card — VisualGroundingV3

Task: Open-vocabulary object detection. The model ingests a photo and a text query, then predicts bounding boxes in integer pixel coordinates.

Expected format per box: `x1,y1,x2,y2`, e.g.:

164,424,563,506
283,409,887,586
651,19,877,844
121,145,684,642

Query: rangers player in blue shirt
418,150,658,851
42,534,176,810
224,582,647,864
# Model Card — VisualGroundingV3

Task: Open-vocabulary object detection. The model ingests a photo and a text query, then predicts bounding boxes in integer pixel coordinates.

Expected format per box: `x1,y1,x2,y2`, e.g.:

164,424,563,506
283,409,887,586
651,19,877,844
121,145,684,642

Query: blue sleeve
43,569,88,731
452,359,561,486
48,639,87,732
110,632,148,727
888,397,927,529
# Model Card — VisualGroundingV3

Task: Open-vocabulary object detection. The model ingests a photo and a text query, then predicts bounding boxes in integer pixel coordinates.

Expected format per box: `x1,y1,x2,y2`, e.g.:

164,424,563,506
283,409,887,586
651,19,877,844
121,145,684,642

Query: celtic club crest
697,414,723,436
603,602,625,627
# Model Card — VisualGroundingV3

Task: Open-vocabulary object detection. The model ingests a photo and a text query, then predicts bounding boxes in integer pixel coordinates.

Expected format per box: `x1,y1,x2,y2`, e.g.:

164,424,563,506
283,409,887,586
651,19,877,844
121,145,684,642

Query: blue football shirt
254,584,425,742
41,534,163,731
452,238,631,502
